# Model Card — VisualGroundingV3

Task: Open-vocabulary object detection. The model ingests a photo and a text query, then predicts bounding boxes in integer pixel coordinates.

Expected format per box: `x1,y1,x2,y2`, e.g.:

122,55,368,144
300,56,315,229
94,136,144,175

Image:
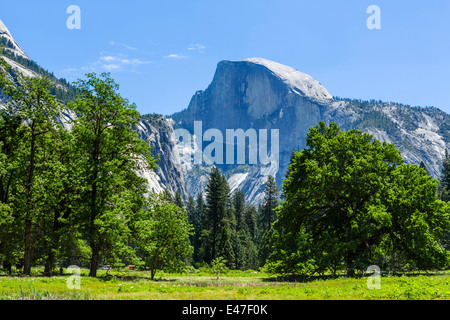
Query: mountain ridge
171,58,449,204
0,18,448,204
0,19,28,60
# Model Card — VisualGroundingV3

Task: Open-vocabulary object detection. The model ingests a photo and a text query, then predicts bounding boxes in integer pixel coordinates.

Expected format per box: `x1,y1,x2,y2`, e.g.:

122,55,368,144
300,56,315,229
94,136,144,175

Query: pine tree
204,167,227,262
186,196,196,225
163,188,174,203
257,175,280,268
244,205,258,242
191,193,205,264
439,149,450,202
259,175,279,232
233,189,246,231
175,190,185,208
419,161,429,176
203,167,235,264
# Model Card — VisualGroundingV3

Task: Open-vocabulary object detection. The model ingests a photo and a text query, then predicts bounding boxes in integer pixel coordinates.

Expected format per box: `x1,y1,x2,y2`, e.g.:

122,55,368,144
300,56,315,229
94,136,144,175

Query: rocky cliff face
136,115,189,200
172,58,449,204
171,58,335,203
0,19,28,60
1,18,448,205
0,18,188,201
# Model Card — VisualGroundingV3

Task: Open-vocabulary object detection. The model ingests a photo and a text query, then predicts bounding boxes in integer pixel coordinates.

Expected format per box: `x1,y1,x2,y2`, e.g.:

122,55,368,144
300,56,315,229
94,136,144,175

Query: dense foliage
267,122,450,277
1,58,448,278
0,65,192,277
176,167,278,271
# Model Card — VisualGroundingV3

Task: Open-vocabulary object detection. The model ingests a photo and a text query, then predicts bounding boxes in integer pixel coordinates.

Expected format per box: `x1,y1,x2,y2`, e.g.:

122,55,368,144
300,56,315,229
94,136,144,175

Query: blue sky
1,0,450,116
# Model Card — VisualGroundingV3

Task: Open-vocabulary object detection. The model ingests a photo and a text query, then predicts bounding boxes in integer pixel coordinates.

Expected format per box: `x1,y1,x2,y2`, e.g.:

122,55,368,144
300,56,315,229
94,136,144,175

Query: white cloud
99,55,148,66
188,44,206,51
109,41,137,51
165,54,188,60
61,53,153,77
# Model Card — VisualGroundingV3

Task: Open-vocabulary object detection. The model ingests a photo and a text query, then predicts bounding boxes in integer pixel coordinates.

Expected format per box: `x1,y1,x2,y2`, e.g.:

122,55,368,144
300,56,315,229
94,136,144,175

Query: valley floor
0,269,449,300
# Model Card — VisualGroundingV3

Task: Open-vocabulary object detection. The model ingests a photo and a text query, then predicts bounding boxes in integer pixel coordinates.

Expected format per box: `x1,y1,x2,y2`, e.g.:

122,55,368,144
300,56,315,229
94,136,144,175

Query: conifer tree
419,161,429,176
163,188,174,203
175,190,185,208
259,175,279,232
233,189,246,231
204,167,230,263
439,149,450,202
191,193,205,264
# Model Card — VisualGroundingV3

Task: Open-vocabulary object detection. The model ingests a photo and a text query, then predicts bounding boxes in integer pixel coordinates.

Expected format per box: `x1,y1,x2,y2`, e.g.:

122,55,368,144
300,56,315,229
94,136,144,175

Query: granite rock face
135,115,189,201
171,58,449,204
1,21,449,205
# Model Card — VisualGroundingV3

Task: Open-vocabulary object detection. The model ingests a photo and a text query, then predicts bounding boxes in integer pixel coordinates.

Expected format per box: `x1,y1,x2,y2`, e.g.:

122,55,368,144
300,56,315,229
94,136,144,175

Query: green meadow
0,268,449,300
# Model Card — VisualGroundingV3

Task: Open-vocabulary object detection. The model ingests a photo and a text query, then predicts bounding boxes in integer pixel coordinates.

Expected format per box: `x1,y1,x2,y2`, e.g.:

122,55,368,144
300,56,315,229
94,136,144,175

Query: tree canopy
267,121,450,277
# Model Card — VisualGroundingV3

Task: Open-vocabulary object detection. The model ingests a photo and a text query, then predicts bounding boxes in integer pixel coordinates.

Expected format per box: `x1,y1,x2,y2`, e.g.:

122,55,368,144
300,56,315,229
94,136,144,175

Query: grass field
0,268,449,300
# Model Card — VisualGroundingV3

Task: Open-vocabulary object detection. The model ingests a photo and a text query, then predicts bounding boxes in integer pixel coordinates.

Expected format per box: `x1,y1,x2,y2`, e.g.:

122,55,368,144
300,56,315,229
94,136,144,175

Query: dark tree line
169,169,280,271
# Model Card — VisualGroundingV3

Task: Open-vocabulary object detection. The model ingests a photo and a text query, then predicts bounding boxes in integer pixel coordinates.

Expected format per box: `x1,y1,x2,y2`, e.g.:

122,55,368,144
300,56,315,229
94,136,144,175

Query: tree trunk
89,246,99,277
346,268,355,277
23,126,36,276
44,251,54,276
346,251,356,277
23,219,32,275
212,223,217,261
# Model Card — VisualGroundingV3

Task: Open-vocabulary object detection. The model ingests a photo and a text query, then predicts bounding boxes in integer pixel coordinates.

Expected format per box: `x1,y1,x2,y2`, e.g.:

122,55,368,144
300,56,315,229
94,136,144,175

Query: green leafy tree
1,76,63,275
133,194,193,280
35,127,82,275
0,58,22,269
69,72,156,277
211,256,228,280
268,122,450,277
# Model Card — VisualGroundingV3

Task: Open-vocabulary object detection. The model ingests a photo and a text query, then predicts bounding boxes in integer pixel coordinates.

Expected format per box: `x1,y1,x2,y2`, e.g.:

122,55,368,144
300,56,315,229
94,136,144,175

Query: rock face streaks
1,20,448,205
171,58,449,204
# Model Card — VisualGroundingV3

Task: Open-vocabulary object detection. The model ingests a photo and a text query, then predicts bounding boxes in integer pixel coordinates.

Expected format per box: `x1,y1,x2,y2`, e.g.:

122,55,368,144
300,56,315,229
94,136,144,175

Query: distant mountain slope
0,19,187,200
0,19,76,104
0,19,28,59
172,58,449,204
1,17,448,205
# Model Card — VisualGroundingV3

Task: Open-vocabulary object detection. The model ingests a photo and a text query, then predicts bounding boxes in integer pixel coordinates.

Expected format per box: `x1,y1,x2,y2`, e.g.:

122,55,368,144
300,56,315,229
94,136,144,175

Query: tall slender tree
1,76,63,275
439,149,450,202
203,167,229,262
175,190,185,208
259,175,279,232
233,189,246,231
69,72,155,277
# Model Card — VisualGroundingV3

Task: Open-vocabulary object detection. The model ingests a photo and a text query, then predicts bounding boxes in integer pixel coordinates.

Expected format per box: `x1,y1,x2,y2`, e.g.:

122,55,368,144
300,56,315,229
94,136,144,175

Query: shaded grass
0,269,449,300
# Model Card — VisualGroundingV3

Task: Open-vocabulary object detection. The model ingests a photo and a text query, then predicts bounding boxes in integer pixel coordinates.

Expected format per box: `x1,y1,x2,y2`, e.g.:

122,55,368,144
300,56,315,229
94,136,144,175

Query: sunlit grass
0,268,449,300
